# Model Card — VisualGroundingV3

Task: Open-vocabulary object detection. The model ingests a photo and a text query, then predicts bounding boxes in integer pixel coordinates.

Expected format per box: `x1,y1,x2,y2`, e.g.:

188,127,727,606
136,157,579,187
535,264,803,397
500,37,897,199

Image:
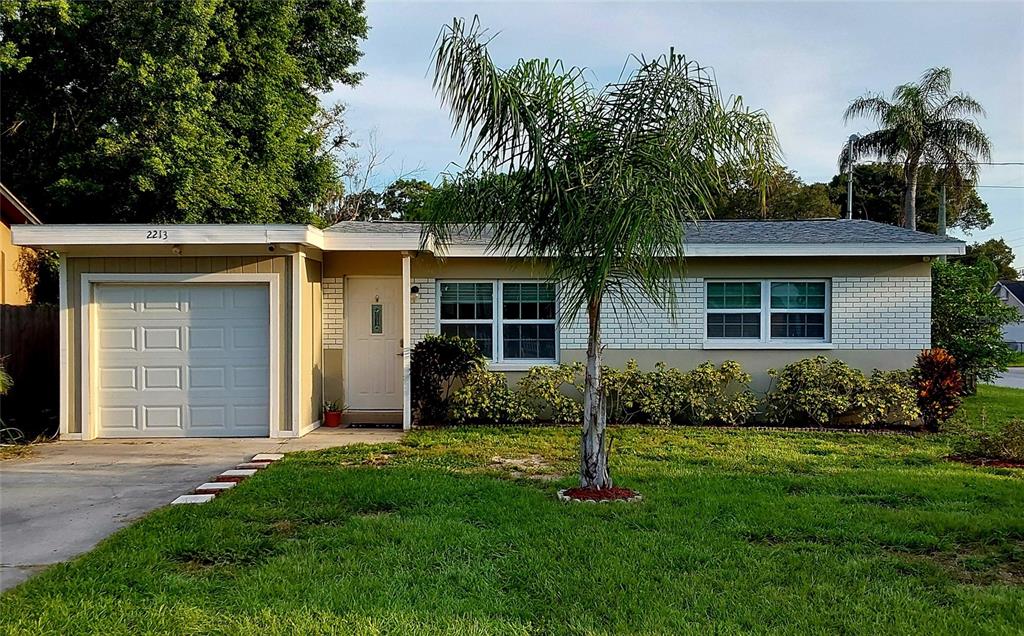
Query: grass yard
955,384,1024,434
1,395,1022,634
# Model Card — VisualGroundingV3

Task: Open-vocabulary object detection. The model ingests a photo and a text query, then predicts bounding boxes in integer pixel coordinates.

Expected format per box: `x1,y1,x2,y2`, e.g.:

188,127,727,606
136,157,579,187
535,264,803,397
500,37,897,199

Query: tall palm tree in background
842,67,991,232
422,17,779,489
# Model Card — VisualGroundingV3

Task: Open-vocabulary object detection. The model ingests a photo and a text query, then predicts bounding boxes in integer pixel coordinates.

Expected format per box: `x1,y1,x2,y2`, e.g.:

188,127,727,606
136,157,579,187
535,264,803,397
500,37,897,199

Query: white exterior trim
78,273,281,440
15,224,965,258
440,243,964,258
402,255,412,431
15,224,324,249
58,254,70,438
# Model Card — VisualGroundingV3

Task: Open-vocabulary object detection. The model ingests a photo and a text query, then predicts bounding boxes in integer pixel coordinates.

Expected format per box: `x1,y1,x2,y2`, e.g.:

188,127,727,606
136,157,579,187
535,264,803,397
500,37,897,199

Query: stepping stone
195,482,236,495
215,469,257,482
171,494,215,505
235,462,268,470
251,453,284,462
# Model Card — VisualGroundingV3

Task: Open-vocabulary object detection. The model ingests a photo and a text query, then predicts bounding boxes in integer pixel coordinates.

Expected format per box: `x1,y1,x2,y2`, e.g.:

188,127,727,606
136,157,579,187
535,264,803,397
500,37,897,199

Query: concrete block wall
323,277,344,348
410,277,436,345
560,279,705,349
831,276,931,350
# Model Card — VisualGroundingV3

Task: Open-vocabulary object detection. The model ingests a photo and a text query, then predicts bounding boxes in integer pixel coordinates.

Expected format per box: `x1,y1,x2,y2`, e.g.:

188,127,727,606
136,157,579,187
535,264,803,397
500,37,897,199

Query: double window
438,281,557,363
706,280,829,343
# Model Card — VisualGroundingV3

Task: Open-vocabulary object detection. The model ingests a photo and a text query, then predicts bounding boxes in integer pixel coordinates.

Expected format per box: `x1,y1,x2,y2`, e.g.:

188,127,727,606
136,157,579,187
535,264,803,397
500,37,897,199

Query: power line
975,185,1024,189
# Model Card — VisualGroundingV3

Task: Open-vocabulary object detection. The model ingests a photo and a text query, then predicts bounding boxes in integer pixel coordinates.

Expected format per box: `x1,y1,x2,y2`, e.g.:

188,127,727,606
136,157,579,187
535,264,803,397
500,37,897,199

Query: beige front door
345,277,403,411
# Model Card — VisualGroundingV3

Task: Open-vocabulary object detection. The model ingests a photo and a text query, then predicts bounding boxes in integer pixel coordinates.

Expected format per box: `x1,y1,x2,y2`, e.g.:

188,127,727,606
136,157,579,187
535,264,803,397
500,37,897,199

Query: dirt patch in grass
891,543,1024,586
490,455,564,481
949,456,1024,469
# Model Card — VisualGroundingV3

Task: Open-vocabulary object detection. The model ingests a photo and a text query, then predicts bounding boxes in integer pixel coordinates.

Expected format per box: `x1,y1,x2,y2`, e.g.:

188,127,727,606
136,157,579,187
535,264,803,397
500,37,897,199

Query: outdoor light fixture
410,285,420,302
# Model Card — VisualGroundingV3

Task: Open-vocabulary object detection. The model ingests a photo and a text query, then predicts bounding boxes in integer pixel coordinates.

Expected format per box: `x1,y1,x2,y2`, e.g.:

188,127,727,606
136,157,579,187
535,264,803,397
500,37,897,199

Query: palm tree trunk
903,164,919,231
580,297,611,489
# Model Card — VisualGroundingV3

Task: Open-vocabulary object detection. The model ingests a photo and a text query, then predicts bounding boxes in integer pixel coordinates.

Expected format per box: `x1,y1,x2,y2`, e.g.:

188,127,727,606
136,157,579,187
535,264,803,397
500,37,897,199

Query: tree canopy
713,165,837,220
827,163,992,234
1,0,367,224
961,238,1018,281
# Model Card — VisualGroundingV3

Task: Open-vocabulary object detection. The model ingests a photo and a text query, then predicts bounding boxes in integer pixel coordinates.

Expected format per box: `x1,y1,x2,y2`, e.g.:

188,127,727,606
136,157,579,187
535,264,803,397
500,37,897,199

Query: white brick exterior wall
831,276,931,350
323,277,344,348
321,274,932,353
410,277,436,346
560,279,705,349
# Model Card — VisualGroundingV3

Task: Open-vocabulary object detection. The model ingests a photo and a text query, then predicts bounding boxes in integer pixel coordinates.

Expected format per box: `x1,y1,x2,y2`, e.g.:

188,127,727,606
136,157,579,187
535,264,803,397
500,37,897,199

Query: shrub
764,356,871,426
914,348,963,431
603,359,649,423
515,363,584,423
947,418,1024,464
411,335,483,424
864,369,920,426
449,368,535,425
603,359,758,426
680,361,759,426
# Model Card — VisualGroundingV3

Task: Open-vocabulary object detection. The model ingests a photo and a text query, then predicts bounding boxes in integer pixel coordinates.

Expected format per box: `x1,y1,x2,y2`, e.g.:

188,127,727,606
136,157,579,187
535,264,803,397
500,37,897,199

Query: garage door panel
99,328,137,351
95,283,270,438
142,405,183,430
142,366,183,390
99,367,138,390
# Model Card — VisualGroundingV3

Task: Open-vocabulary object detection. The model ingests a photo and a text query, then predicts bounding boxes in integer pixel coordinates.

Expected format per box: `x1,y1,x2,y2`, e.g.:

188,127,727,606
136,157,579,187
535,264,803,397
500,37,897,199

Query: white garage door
95,284,271,437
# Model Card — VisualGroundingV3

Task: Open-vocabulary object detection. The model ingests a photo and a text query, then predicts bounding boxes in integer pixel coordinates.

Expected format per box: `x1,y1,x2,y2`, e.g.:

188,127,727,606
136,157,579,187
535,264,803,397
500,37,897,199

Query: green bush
449,368,535,425
515,363,584,423
681,361,759,426
865,369,921,425
603,359,649,423
411,335,484,424
764,356,920,427
603,359,757,425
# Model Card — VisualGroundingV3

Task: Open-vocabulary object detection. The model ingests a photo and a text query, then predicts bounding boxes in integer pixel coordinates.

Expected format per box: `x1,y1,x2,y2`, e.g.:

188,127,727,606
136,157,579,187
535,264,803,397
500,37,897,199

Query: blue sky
323,1,1024,268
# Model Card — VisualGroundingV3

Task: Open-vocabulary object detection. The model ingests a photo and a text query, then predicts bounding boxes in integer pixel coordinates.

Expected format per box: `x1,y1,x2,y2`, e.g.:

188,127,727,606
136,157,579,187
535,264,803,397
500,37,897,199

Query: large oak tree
1,0,367,224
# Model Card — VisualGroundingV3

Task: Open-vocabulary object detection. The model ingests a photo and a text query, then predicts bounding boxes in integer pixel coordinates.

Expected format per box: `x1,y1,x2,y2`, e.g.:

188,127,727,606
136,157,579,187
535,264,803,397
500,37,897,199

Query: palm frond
843,95,891,125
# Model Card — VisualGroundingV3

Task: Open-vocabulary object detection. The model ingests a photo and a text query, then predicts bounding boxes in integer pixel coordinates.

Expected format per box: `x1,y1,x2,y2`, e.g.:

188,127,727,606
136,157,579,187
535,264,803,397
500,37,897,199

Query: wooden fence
0,304,59,440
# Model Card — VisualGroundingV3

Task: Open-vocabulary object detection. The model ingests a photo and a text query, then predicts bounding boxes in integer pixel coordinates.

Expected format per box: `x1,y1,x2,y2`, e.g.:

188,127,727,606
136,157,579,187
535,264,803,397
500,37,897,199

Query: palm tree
842,67,991,232
421,17,779,489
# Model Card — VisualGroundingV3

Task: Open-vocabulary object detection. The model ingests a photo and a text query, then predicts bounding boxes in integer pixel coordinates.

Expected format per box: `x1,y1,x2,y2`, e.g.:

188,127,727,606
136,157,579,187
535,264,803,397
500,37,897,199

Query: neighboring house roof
0,182,43,225
13,218,966,257
994,280,1024,316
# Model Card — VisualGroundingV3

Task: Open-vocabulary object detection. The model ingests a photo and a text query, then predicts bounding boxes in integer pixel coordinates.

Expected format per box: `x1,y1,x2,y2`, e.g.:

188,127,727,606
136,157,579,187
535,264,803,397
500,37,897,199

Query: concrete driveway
991,368,1024,389
0,428,402,592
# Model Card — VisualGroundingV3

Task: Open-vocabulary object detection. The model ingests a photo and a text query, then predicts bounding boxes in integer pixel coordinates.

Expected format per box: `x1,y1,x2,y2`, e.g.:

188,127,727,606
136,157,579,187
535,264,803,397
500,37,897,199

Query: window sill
488,361,559,372
702,342,835,351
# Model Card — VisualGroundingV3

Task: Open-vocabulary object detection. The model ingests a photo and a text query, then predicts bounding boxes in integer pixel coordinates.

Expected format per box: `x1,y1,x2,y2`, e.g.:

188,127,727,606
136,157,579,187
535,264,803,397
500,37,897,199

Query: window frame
436,279,560,368
703,279,831,348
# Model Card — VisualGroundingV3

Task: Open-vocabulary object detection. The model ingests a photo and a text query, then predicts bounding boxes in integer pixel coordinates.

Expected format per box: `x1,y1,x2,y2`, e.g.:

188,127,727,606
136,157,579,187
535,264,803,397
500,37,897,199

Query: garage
93,283,271,438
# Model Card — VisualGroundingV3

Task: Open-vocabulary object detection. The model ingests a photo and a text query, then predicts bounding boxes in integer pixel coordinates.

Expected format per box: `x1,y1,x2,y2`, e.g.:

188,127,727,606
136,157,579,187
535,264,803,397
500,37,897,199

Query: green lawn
955,384,1024,434
2,395,1022,634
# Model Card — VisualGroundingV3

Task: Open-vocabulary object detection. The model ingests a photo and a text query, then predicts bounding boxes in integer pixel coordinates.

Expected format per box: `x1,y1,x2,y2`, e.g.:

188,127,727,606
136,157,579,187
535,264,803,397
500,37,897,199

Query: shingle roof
999,280,1024,304
327,218,964,246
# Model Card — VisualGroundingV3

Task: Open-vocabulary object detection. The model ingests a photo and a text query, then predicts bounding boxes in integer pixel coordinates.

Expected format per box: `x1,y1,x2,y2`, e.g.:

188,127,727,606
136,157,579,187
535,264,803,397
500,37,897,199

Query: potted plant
322,400,345,428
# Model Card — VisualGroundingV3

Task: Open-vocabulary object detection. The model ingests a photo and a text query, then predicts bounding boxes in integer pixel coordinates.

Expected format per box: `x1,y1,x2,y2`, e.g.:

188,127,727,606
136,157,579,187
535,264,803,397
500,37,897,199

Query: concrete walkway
0,428,402,592
991,368,1024,389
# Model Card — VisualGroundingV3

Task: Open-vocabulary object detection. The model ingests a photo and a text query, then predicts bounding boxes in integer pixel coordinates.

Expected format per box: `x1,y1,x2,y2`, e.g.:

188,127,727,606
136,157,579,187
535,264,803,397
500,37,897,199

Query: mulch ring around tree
948,456,1024,469
558,486,643,503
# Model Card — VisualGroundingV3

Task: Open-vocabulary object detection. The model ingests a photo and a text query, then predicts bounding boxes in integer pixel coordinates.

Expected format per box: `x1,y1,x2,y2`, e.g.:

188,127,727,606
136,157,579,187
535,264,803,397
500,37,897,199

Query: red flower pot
323,411,343,427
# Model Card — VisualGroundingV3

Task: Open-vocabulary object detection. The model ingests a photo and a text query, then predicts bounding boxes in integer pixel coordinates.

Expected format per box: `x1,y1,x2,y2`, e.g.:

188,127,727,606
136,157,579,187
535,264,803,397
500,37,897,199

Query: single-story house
993,279,1024,351
13,219,964,440
1,183,43,305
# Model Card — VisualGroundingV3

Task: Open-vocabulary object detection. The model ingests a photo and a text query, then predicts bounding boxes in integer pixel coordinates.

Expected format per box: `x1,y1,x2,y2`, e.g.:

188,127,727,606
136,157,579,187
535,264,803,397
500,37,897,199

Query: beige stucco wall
1,221,33,304
65,254,294,436
298,250,323,429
